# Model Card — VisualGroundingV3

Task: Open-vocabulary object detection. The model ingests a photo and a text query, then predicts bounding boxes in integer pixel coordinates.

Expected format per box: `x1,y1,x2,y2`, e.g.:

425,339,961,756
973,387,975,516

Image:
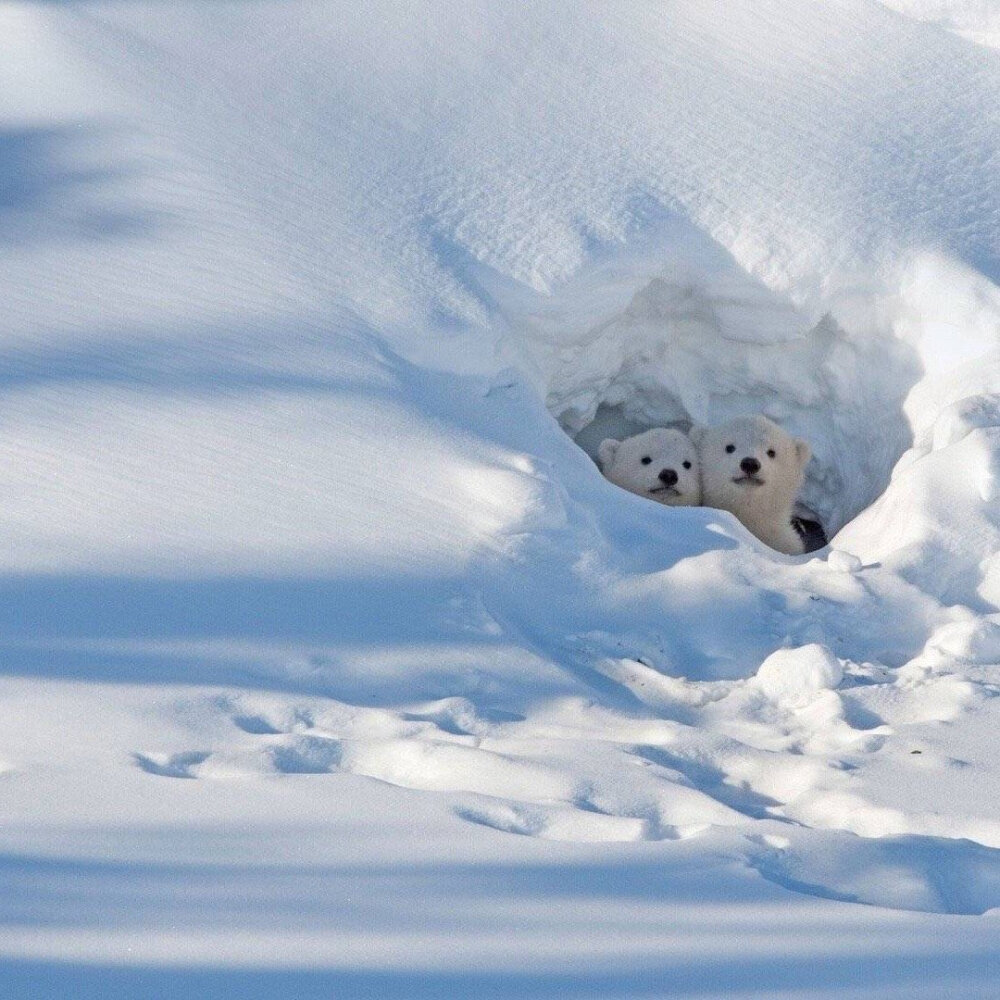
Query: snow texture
3,0,1000,996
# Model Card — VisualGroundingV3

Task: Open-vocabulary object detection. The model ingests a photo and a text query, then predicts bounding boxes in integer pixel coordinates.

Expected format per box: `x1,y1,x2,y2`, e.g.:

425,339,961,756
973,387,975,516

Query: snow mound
755,645,844,708
926,617,1000,663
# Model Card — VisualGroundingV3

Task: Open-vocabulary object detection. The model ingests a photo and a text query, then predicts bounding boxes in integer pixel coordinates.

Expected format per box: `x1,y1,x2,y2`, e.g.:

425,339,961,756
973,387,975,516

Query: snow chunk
827,549,862,573
755,644,844,708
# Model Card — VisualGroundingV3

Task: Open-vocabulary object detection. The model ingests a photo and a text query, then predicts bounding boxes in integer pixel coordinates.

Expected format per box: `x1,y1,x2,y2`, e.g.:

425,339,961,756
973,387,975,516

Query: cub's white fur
598,428,700,506
691,415,810,554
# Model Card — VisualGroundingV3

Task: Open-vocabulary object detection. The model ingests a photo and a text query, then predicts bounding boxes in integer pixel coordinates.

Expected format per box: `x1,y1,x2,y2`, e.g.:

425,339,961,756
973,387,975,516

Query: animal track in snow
231,714,283,735
133,750,212,779
456,798,655,843
126,653,1000,914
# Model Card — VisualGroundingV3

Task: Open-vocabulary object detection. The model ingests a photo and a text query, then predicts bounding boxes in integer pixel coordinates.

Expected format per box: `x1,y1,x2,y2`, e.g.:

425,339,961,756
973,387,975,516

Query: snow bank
3,0,1000,988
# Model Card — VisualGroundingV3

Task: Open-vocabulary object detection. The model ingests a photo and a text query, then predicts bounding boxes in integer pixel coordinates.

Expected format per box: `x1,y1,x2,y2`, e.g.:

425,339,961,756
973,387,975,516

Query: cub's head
691,415,810,510
598,428,700,506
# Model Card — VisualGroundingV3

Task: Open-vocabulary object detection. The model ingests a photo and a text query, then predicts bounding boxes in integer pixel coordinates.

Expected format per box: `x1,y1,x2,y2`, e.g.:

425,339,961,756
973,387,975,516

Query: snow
754,644,844,708
3,0,1000,995
880,0,1000,49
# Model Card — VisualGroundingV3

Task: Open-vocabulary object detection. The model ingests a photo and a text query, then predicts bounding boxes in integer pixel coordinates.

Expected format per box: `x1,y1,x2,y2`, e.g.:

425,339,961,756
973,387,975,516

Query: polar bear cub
691,415,810,554
598,428,701,506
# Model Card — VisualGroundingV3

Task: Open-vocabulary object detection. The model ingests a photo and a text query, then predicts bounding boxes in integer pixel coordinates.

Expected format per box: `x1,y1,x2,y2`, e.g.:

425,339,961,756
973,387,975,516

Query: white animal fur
691,415,810,554
598,428,701,507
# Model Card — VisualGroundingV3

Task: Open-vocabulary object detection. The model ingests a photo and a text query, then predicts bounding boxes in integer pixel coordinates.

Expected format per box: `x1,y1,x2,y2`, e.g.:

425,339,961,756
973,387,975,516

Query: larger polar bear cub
598,428,701,506
692,415,810,554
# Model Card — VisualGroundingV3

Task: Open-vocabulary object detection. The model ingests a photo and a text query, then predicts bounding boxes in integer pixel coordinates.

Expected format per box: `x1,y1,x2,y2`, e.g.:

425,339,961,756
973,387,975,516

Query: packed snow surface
3,1,1000,996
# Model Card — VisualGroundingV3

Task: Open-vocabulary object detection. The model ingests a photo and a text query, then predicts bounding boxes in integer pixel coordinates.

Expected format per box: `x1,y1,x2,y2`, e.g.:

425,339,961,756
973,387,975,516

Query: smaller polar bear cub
691,415,810,555
598,428,701,506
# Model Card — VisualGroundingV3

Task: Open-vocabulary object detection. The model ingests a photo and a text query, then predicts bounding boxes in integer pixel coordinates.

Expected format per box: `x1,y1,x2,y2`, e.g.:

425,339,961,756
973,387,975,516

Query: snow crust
3,0,1000,994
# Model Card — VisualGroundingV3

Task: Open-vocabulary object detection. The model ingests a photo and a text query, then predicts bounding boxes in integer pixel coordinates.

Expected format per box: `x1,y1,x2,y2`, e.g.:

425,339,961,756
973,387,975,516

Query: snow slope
3,1,1000,995
880,0,1000,49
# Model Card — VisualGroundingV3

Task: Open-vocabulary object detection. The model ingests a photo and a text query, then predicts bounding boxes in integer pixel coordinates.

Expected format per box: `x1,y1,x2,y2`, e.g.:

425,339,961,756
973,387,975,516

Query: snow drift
2,0,1000,992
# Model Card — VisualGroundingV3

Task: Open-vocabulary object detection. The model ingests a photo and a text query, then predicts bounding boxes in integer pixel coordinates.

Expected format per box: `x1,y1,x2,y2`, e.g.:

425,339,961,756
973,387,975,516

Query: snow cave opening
539,271,924,541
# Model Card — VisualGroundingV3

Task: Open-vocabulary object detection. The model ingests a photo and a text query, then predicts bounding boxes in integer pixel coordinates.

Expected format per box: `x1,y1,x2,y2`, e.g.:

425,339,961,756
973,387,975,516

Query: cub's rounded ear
597,438,620,470
687,424,707,448
597,438,621,472
795,438,811,468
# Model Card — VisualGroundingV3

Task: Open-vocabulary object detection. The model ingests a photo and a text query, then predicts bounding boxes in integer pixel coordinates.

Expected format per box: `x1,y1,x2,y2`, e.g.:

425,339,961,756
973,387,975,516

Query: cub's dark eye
725,444,735,454
682,460,692,469
767,449,776,459
641,456,652,465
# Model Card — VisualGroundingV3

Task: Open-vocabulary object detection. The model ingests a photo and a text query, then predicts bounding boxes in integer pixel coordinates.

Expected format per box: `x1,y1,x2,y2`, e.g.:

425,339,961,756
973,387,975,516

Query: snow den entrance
521,236,923,538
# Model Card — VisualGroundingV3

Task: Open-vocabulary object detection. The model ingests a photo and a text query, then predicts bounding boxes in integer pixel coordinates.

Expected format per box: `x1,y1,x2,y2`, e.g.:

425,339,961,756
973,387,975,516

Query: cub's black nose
740,457,761,475
659,468,678,486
